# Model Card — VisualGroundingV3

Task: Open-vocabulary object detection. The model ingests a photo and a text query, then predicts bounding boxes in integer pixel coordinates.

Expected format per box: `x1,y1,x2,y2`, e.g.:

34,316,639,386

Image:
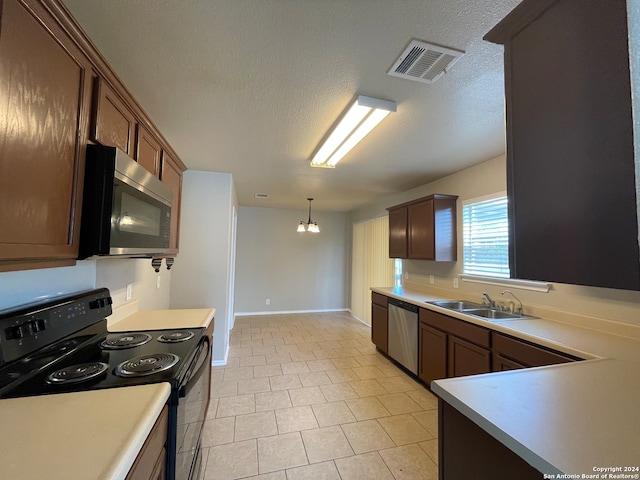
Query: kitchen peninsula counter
0,382,171,480
372,286,640,477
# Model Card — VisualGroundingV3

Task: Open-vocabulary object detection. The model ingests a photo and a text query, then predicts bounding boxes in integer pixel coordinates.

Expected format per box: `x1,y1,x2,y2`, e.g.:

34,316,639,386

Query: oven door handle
179,336,211,398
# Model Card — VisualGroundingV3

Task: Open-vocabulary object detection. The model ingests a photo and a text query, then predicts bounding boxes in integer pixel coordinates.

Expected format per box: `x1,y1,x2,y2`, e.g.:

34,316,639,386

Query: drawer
371,292,389,307
420,309,490,348
492,332,580,367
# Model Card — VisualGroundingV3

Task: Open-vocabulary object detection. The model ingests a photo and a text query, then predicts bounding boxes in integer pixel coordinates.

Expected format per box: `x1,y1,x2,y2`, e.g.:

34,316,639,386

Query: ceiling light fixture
297,198,320,233
310,95,397,168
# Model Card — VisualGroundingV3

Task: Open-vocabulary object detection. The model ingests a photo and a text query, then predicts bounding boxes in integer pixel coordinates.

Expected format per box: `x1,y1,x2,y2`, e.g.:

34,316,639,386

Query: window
462,195,510,278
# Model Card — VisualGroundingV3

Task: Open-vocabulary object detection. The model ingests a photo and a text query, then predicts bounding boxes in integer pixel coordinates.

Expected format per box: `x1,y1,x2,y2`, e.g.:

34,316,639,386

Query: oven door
174,336,211,480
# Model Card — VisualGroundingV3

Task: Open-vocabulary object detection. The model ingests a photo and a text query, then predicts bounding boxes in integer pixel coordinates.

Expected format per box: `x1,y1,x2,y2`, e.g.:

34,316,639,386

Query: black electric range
0,288,211,480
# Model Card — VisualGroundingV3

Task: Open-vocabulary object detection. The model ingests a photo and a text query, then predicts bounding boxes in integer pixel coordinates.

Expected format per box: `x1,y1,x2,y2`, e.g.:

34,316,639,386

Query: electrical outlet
429,275,435,284
266,299,270,305
453,278,459,289
126,284,132,301
403,272,409,280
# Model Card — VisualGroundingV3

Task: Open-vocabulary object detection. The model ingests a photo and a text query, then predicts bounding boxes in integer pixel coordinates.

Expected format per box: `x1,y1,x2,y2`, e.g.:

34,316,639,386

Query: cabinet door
419,323,447,384
160,151,182,254
448,336,491,378
492,332,578,368
0,0,91,271
408,199,434,259
93,77,137,155
388,207,407,258
371,303,388,353
486,0,639,290
492,353,525,372
136,125,161,176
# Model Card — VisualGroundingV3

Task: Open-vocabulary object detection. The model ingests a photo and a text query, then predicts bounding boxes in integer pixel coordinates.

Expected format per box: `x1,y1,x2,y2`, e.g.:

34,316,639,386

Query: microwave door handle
179,336,211,398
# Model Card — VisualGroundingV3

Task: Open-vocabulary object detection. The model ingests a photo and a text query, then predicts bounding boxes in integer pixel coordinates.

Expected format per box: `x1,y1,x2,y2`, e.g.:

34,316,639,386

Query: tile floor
199,312,439,480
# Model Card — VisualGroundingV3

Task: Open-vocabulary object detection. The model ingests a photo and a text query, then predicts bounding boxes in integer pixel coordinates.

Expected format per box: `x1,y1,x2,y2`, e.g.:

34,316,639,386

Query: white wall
349,155,640,331
234,206,350,314
0,258,170,313
0,261,96,310
169,170,237,364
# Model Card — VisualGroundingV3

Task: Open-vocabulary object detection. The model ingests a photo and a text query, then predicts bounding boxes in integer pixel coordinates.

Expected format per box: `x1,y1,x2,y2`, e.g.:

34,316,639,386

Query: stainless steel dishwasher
387,298,419,375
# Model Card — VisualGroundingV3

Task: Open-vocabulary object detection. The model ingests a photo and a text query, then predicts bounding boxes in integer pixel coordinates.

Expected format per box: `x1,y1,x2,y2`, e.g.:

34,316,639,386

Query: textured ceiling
63,0,521,212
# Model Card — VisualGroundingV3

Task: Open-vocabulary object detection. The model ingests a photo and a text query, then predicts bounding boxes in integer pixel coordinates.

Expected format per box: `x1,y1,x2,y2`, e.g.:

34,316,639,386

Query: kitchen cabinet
0,0,188,273
92,77,137,156
0,0,92,272
126,405,168,480
438,400,542,480
371,292,388,353
419,309,491,384
387,194,457,261
418,322,447,384
485,0,640,290
492,332,579,371
160,151,183,254
136,125,162,177
388,207,408,258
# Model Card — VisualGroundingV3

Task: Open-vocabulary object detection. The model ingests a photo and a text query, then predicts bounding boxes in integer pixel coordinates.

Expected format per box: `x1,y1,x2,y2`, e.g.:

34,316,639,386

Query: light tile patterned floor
199,312,439,480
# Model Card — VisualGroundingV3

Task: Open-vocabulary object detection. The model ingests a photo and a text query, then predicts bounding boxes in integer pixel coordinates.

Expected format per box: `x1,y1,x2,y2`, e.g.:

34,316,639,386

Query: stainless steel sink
427,300,537,321
427,300,484,311
464,308,537,321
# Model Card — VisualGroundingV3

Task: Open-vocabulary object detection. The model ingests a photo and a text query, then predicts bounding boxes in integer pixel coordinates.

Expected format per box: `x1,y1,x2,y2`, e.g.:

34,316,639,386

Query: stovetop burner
100,333,152,350
46,362,109,385
157,330,195,343
115,353,180,377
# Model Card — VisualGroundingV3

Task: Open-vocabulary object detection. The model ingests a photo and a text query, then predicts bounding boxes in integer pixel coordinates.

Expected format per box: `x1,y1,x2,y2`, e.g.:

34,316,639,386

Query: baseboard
211,341,229,367
235,308,349,317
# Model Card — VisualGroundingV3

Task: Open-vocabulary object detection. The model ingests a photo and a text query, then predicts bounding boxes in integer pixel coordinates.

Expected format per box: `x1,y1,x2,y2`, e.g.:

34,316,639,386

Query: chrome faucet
482,292,495,308
501,290,523,316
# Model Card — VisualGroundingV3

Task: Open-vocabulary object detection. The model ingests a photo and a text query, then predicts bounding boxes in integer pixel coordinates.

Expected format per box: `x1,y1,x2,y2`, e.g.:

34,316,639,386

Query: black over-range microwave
78,144,172,259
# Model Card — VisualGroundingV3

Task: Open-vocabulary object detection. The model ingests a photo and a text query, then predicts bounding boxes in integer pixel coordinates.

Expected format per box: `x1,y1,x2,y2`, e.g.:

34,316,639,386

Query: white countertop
0,383,171,480
372,286,640,362
108,308,215,332
373,286,640,475
431,360,640,475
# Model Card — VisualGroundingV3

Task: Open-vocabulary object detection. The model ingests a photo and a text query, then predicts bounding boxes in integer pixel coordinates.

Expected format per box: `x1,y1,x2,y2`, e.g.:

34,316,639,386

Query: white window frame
460,192,549,293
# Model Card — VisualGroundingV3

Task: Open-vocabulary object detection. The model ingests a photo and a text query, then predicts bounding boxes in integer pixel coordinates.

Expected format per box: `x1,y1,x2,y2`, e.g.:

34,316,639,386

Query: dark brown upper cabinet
0,0,92,272
92,77,137,156
387,194,458,261
136,124,162,177
485,0,640,290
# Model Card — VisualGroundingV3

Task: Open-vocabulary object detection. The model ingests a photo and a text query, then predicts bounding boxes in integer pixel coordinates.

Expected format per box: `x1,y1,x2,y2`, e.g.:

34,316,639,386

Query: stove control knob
30,319,45,333
5,325,26,340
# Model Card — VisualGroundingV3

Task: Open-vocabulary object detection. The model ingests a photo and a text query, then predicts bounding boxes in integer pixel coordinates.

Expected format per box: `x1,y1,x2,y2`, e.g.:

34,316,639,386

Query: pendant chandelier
297,198,320,233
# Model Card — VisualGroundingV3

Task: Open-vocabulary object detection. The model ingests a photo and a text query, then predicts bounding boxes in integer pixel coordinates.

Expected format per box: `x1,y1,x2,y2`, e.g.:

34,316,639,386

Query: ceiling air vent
255,193,270,199
387,39,464,84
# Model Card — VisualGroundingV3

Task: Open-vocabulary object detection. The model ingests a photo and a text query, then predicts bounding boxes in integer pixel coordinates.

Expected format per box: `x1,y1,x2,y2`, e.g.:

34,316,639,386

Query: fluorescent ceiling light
310,95,397,168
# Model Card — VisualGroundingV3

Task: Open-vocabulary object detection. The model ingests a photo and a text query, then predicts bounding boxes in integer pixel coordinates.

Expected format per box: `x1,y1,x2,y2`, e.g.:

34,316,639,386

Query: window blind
462,196,510,278
351,216,394,325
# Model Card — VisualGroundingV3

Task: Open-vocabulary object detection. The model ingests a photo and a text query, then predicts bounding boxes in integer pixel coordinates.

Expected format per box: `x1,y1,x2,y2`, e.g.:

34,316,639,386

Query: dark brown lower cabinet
439,400,542,480
418,322,447,384
126,406,168,480
419,309,491,385
492,354,526,371
371,293,389,354
371,303,388,354
492,332,579,371
447,336,491,378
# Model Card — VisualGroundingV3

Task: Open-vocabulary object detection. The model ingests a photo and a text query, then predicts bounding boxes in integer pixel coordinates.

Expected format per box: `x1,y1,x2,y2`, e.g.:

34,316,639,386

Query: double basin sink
427,300,537,321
